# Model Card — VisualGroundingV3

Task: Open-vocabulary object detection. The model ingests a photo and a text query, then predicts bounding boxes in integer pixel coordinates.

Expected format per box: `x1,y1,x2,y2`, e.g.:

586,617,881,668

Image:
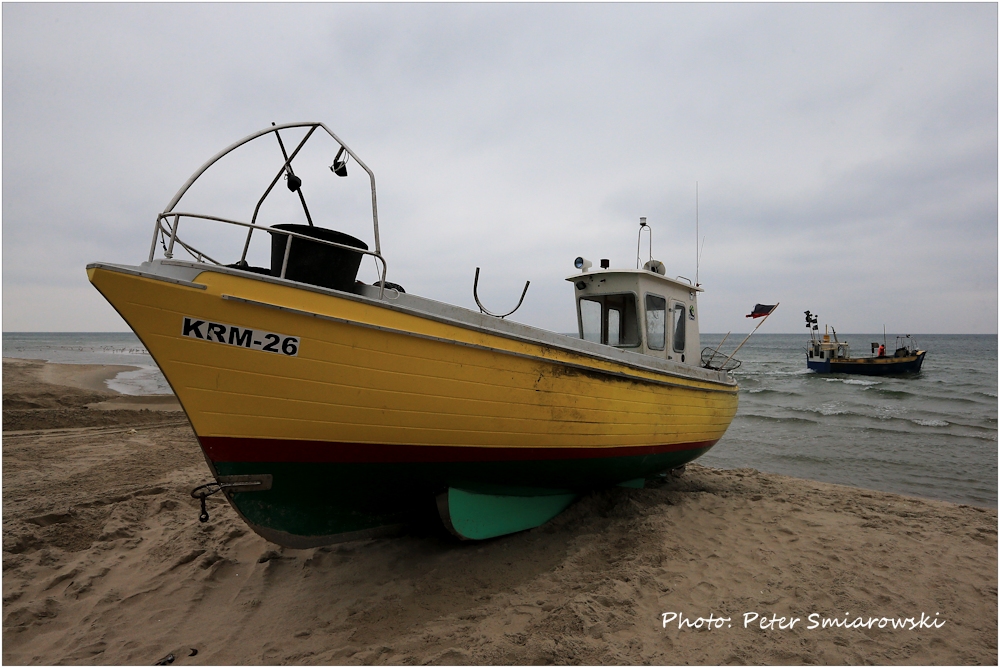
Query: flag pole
720,303,779,369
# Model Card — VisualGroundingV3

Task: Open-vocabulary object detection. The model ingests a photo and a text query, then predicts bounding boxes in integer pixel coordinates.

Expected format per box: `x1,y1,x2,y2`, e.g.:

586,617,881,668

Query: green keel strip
616,478,645,489
438,488,578,541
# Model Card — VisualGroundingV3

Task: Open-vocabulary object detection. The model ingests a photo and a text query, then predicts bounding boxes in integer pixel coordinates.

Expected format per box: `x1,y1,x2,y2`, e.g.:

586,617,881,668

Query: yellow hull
89,265,737,451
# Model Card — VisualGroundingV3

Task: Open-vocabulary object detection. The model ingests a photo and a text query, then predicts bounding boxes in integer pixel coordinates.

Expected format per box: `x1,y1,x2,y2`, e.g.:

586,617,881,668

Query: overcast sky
3,3,997,334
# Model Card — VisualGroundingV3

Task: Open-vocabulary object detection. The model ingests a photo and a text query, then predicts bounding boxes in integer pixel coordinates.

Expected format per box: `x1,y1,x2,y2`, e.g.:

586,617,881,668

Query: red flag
746,304,776,318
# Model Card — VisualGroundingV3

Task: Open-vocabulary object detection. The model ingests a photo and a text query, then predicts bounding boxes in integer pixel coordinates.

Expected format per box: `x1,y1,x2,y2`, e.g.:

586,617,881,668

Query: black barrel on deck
269,224,368,292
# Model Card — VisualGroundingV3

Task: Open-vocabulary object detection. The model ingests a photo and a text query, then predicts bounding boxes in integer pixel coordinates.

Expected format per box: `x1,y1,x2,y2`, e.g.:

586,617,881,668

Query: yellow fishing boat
88,122,739,546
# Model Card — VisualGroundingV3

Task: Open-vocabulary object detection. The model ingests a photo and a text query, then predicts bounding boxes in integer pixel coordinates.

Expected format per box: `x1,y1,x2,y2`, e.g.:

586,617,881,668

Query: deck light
330,147,349,177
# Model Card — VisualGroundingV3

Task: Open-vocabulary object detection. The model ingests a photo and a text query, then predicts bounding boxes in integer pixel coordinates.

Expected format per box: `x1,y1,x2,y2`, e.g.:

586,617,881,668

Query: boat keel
436,487,578,540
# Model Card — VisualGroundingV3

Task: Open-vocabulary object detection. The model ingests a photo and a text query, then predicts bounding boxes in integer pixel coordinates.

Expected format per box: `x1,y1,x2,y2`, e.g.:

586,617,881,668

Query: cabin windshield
579,293,640,348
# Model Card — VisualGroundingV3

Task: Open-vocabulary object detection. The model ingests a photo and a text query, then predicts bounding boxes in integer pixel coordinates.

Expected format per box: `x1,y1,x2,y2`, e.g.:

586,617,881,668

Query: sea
2,332,172,395
2,331,996,507
699,333,997,508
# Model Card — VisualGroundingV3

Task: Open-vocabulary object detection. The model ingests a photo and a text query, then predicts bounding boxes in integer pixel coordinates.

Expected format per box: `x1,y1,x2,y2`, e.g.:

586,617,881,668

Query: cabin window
645,294,666,350
578,293,640,348
580,299,602,343
672,302,686,353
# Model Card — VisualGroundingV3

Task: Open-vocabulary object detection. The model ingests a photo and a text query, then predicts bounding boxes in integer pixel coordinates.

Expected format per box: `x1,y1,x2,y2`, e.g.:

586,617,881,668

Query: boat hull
807,351,926,375
88,264,738,545
215,446,713,546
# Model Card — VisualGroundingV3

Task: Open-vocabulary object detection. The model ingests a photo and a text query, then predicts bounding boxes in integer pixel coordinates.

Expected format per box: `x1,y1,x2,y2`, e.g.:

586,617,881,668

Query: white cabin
566,260,701,365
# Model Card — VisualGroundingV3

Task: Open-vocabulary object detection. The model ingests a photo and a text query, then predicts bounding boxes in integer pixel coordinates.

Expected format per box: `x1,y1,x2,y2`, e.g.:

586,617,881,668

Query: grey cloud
3,3,996,334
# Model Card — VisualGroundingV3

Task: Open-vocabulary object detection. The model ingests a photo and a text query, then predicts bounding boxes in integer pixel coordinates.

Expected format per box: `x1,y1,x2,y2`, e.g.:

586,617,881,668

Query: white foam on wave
912,419,949,427
824,378,880,386
801,402,849,416
105,366,172,396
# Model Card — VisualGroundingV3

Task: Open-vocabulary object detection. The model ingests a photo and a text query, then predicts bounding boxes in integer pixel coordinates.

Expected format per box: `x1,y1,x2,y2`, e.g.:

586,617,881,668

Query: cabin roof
565,268,704,292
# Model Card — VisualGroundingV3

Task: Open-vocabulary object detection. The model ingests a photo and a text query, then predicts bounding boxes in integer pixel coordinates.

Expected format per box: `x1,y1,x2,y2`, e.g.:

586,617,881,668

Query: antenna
636,217,650,268
695,182,699,286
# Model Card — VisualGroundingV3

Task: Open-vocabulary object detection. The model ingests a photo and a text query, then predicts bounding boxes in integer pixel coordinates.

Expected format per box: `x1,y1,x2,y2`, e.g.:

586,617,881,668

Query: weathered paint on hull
88,264,738,545
807,351,926,375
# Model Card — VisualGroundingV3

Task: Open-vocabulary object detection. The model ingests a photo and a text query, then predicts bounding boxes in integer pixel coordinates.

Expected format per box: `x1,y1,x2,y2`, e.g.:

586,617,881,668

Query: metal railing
700,346,742,372
151,212,388,299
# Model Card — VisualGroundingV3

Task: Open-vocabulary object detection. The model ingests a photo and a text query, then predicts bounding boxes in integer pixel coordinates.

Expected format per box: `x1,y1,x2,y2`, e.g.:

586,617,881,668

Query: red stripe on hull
200,436,718,464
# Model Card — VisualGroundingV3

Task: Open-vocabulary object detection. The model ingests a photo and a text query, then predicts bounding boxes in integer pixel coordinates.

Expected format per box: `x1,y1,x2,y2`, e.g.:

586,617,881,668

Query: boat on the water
804,311,926,375
87,122,739,546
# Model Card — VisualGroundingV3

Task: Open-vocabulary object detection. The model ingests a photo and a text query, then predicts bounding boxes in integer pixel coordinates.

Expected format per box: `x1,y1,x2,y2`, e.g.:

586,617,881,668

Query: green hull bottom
214,448,708,547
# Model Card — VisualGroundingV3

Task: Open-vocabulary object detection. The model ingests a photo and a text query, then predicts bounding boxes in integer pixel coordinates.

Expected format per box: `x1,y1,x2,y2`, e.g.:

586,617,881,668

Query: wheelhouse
808,334,850,361
566,263,701,365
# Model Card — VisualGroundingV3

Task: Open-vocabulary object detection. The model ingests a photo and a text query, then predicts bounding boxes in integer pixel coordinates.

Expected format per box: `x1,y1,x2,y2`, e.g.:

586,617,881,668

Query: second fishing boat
804,311,927,375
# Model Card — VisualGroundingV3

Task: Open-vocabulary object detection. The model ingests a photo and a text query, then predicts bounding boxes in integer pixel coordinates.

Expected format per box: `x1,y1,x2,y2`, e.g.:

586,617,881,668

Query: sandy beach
2,358,996,665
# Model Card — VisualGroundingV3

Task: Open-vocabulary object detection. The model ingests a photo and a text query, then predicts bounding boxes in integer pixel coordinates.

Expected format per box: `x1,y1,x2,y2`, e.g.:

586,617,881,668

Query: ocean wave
739,368,812,378
799,403,849,416
769,417,1000,443
849,421,997,442
780,405,959,428
865,387,918,399
106,366,171,396
874,392,985,405
824,378,881,386
743,388,800,396
737,413,818,425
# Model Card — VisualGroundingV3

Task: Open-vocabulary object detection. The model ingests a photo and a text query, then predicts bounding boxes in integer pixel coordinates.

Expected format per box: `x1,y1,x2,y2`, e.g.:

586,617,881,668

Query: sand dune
2,359,996,664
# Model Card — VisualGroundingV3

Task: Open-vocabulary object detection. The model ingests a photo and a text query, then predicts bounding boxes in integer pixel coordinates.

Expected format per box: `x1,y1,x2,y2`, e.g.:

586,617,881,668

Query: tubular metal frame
147,122,387,298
